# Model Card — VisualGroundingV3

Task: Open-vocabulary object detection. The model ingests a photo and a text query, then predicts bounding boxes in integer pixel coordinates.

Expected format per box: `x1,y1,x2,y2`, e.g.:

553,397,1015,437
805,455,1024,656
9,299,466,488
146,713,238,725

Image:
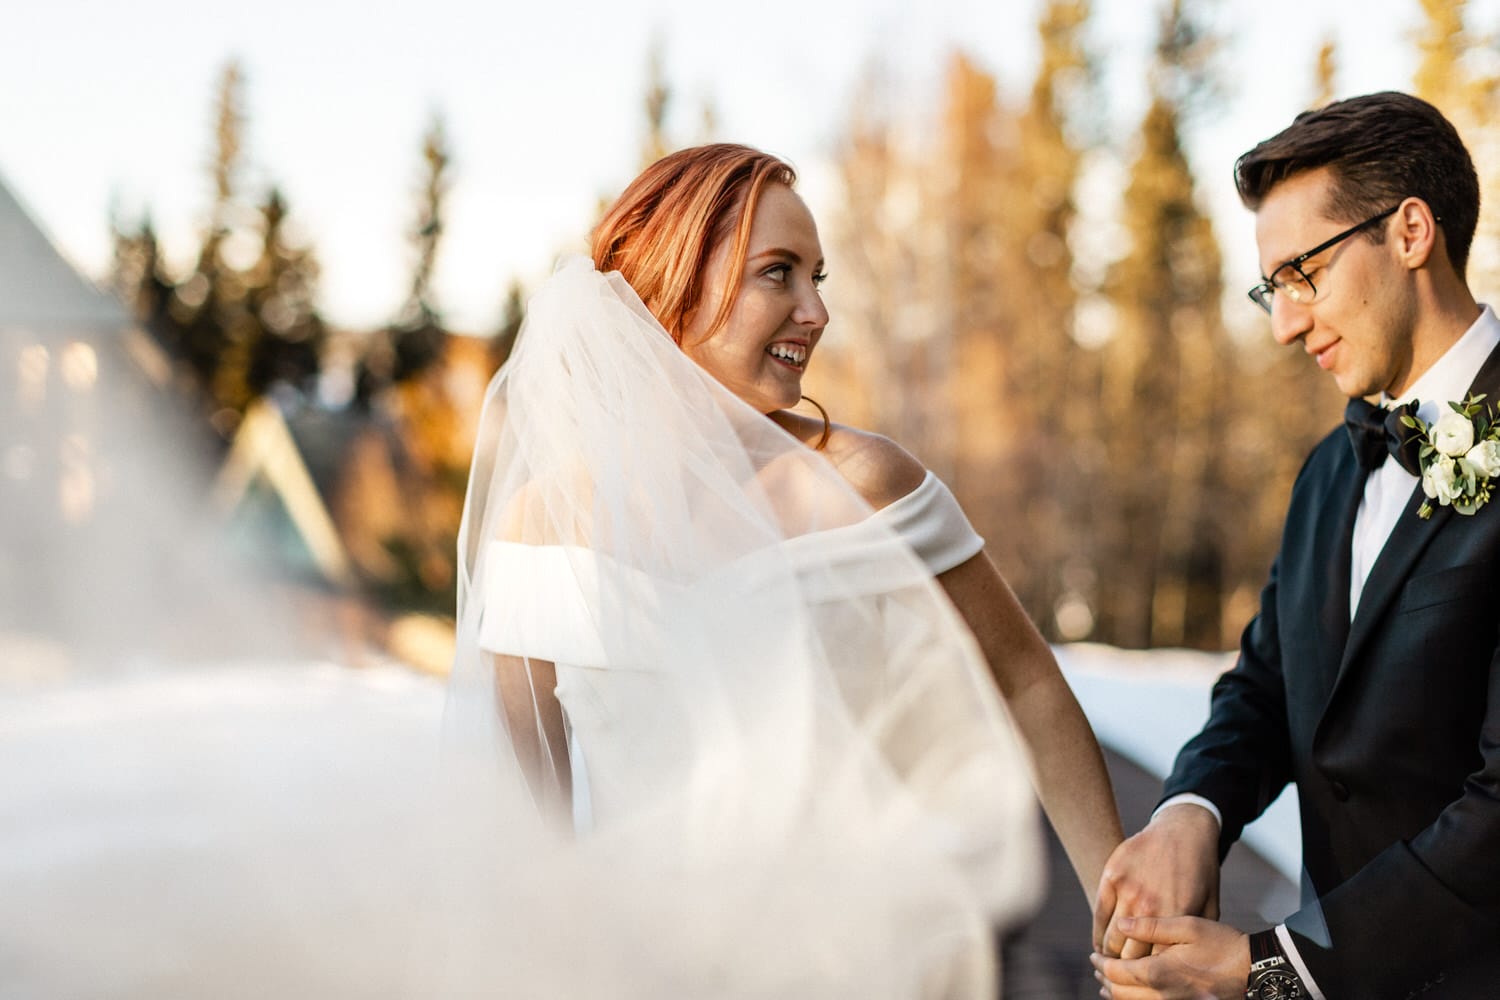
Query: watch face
1252,970,1302,1000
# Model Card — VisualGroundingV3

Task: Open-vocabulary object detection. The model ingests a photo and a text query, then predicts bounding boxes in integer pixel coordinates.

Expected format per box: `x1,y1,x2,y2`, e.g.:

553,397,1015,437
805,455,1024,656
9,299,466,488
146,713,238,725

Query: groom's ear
1395,197,1440,271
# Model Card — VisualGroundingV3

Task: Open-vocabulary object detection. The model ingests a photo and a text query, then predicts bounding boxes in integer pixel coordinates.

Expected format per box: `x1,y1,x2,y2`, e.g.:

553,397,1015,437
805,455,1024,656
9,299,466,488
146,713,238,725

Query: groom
1091,91,1500,999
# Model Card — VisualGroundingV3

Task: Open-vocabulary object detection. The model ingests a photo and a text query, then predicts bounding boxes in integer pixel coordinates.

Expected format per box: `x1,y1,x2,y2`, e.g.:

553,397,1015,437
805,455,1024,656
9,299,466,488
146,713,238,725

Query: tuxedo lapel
1335,489,1452,683
1331,338,1500,695
1313,447,1365,697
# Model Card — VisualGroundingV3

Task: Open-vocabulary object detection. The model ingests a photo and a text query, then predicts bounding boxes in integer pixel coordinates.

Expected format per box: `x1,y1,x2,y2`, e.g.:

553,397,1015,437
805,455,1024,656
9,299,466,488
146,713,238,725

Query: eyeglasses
1248,205,1401,314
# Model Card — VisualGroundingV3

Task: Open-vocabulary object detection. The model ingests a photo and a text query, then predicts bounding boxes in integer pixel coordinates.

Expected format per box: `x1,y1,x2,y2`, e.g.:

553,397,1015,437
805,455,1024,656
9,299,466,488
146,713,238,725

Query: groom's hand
1093,803,1220,959
1090,916,1249,1000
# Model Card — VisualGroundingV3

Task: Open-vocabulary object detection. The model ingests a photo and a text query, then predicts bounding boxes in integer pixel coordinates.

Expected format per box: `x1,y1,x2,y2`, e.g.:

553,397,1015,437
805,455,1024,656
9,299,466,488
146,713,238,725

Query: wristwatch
1246,929,1306,1000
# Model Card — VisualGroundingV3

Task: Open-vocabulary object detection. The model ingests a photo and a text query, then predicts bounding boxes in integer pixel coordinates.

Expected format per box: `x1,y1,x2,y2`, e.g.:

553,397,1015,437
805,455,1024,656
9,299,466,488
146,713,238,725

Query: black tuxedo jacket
1163,341,1500,999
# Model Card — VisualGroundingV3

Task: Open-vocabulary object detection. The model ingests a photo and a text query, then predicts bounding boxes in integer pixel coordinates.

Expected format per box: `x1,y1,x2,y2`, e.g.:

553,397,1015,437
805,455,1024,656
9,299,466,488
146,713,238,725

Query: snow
1057,642,1304,886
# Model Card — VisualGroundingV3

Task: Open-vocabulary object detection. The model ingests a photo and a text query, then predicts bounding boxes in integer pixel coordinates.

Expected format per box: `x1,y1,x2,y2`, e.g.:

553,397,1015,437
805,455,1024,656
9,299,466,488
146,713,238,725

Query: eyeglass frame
1247,204,1403,315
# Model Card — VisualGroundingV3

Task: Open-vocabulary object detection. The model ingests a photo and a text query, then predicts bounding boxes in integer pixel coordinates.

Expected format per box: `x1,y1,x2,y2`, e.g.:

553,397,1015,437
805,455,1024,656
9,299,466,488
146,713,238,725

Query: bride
441,144,1121,996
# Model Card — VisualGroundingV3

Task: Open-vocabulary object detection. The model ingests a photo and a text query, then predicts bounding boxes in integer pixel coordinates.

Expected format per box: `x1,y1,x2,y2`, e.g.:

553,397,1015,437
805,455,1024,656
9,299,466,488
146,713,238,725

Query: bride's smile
679,183,828,414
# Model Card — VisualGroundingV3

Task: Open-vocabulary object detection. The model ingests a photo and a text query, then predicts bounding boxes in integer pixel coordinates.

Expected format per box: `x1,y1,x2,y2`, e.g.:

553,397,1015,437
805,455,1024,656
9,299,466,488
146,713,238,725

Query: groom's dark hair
1235,91,1480,276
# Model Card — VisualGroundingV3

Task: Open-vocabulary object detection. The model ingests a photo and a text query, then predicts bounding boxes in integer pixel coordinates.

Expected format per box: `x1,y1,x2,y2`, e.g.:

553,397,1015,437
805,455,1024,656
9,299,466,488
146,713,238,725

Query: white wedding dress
479,470,986,832
429,258,1042,998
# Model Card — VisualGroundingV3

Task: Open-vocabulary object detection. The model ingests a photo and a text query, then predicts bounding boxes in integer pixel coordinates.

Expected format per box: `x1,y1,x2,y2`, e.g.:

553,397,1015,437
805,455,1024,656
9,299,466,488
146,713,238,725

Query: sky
4,0,1495,334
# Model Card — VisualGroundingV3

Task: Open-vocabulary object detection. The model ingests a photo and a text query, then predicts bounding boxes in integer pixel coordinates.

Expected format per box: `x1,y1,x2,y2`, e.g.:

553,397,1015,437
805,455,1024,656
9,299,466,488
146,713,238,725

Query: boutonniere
1399,393,1500,518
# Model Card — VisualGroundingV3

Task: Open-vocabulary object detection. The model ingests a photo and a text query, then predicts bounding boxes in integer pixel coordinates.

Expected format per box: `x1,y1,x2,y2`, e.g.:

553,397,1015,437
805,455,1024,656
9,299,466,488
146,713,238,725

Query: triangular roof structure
0,171,126,333
213,397,357,589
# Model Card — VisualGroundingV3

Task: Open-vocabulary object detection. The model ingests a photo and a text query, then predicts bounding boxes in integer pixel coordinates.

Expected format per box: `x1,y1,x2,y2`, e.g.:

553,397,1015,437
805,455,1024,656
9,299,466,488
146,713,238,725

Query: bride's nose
792,285,829,329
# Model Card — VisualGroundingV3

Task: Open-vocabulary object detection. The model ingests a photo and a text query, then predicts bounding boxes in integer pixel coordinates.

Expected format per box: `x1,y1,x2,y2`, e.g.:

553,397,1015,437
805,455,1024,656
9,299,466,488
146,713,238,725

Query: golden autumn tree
922,3,1101,633
975,0,1098,631
1413,0,1500,294
1155,26,1357,652
819,58,944,454
1093,0,1232,649
823,5,1099,638
1313,33,1338,109
640,35,672,168
940,51,1011,496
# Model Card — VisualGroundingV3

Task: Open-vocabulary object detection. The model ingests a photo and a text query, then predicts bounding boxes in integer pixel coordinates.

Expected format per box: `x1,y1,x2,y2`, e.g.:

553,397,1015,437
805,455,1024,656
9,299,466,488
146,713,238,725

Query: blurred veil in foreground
0,176,448,996
0,180,1042,997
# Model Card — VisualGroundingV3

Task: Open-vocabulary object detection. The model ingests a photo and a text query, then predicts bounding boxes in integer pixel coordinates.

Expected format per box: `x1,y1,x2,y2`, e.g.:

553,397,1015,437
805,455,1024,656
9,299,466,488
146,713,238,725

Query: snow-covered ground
1058,643,1303,885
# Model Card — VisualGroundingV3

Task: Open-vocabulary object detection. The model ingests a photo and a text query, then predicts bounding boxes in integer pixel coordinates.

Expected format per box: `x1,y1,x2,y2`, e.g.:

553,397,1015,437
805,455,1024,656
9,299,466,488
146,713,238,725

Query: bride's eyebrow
749,248,825,268
749,248,801,263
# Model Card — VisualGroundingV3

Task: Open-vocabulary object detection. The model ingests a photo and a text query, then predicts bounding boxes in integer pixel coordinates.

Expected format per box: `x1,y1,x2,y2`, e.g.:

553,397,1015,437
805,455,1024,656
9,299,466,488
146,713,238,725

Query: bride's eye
812,270,828,288
762,264,791,283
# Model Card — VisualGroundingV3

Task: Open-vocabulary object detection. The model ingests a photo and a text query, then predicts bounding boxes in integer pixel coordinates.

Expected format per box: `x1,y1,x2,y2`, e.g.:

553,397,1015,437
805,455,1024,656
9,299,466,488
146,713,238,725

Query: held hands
1090,804,1247,999
1090,916,1250,1000
1093,803,1221,959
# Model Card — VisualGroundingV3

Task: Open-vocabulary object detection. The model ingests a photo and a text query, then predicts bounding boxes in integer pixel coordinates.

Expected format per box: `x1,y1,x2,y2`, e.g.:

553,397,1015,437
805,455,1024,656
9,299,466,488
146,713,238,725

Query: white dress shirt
1153,305,1500,999
1350,305,1500,613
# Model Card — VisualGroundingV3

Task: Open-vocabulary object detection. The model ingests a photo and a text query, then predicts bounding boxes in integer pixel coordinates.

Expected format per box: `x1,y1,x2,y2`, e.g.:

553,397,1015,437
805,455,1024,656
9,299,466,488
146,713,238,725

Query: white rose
1432,410,1477,457
1464,439,1500,478
1423,456,1464,504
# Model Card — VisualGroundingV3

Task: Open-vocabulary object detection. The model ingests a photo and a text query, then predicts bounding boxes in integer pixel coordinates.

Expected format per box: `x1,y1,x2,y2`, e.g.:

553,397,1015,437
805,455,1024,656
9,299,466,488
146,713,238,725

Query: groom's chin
1331,370,1374,400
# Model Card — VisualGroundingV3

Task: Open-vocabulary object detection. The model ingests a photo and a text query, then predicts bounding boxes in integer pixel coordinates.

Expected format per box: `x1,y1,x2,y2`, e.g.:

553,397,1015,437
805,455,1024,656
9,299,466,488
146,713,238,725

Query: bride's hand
1093,803,1220,960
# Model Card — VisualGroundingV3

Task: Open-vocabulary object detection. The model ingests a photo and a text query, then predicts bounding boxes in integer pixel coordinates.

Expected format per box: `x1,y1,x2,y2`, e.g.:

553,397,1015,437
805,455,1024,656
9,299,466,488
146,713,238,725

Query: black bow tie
1345,398,1422,475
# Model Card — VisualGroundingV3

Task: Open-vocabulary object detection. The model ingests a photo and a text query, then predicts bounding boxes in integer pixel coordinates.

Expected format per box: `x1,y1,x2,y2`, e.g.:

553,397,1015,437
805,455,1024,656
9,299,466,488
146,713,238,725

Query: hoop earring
800,394,831,452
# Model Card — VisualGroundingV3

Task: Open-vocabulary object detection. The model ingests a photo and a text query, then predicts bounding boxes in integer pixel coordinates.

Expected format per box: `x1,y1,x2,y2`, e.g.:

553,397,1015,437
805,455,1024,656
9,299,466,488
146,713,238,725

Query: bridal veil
432,256,1042,997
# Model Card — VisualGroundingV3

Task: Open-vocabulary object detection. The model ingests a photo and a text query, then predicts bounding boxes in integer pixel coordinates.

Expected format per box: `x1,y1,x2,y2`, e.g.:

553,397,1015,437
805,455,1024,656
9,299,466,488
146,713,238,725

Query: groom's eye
1279,267,1313,290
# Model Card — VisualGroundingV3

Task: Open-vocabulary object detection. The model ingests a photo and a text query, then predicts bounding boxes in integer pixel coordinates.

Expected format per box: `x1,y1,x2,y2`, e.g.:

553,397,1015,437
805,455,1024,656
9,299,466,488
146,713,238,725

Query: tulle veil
426,256,1043,997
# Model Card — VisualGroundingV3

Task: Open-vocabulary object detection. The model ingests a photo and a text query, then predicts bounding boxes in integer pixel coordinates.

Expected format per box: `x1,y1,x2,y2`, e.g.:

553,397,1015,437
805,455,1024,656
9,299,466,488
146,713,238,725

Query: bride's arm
484,482,575,825
491,652,572,824
936,551,1123,908
831,429,1123,906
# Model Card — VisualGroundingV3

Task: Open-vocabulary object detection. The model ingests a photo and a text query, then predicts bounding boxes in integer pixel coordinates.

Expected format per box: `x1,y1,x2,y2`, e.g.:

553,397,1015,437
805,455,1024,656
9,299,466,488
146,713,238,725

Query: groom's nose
1270,295,1314,347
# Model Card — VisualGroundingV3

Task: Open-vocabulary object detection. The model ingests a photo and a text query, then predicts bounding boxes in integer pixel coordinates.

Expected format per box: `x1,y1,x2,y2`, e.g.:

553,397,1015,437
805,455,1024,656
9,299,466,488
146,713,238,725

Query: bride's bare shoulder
770,409,925,509
823,423,927,511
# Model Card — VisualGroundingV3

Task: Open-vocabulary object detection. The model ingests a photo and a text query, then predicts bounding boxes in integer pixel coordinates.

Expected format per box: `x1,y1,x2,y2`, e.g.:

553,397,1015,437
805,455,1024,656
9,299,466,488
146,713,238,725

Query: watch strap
1248,928,1282,968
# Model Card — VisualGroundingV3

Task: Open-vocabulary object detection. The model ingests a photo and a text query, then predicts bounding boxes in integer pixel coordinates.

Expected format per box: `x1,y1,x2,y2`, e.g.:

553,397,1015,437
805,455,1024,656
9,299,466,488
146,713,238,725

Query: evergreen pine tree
358,113,452,402
109,210,181,362
167,59,262,431
243,186,326,398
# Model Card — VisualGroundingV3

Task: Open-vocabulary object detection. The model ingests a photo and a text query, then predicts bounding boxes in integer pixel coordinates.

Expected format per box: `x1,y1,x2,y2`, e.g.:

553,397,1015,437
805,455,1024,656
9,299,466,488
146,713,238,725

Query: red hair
593,143,796,343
